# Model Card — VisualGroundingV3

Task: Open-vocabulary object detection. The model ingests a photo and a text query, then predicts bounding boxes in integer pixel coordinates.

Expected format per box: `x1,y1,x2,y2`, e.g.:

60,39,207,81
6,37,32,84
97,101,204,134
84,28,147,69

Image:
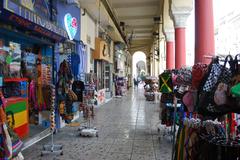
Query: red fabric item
192,63,208,89
13,123,29,139
183,91,194,112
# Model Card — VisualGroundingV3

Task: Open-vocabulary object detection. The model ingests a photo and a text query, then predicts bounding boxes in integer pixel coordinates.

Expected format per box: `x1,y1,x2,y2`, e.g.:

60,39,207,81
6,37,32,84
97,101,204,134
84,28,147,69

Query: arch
132,51,147,78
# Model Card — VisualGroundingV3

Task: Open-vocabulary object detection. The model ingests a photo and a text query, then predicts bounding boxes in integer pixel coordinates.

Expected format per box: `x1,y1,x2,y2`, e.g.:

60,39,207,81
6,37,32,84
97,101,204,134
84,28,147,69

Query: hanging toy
59,101,65,115
49,84,56,131
36,55,46,111
50,112,55,130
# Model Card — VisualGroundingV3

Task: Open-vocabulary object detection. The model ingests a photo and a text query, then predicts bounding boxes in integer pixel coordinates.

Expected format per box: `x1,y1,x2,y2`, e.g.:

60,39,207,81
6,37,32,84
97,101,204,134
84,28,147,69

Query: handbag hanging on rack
192,63,208,90
197,55,238,117
230,54,240,97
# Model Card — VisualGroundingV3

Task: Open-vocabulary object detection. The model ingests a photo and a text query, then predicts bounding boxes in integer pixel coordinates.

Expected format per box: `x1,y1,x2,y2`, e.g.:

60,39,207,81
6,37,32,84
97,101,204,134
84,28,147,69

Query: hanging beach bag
176,85,189,99
213,54,240,112
192,63,208,89
159,71,173,93
67,89,78,102
3,124,12,159
8,127,23,158
230,54,240,97
197,55,235,117
183,89,197,112
231,83,240,97
202,59,223,92
160,93,173,103
179,68,192,85
214,83,228,106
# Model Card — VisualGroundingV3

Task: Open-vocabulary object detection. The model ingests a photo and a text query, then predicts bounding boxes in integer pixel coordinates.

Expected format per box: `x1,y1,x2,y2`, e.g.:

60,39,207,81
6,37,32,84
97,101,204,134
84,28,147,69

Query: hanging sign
64,13,78,40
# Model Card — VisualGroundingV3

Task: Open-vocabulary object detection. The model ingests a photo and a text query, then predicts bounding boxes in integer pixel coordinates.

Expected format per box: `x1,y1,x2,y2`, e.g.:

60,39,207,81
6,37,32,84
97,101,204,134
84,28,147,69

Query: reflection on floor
22,88,172,160
27,125,48,140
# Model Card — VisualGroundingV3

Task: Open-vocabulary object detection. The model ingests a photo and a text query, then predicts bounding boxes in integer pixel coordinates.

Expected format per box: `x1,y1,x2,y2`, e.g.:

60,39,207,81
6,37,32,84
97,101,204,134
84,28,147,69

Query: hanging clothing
78,43,87,74
72,81,85,102
71,53,80,78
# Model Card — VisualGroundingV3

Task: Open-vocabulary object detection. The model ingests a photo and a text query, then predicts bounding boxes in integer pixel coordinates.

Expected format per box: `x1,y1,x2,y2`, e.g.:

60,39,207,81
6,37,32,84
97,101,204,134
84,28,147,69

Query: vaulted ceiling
108,0,163,55
79,0,163,56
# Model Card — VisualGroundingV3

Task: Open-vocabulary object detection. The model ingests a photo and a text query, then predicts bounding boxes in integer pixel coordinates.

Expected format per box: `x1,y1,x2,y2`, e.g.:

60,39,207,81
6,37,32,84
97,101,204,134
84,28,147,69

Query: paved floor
22,88,172,160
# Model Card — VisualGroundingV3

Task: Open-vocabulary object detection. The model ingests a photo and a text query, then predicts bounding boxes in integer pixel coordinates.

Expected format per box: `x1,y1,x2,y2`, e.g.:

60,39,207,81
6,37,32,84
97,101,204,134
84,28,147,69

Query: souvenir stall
0,91,25,159
0,42,57,137
158,69,186,144
158,55,240,160
0,0,69,158
93,37,113,103
78,80,98,137
54,0,87,128
115,76,127,97
55,42,87,126
144,76,158,101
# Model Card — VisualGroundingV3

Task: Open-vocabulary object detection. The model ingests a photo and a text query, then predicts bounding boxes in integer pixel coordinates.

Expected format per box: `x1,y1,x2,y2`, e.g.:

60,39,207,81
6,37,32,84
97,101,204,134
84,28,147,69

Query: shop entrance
132,51,147,85
0,27,55,142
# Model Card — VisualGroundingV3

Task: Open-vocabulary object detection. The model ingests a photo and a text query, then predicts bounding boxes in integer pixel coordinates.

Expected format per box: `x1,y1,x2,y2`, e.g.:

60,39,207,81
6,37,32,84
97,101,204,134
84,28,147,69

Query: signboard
18,0,50,19
20,0,34,10
0,0,68,41
33,0,50,19
64,13,78,40
56,1,81,41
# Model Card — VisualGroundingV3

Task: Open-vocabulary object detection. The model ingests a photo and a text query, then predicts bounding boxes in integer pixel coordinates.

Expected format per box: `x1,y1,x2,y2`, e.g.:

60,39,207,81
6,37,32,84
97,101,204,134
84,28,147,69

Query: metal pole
171,96,177,160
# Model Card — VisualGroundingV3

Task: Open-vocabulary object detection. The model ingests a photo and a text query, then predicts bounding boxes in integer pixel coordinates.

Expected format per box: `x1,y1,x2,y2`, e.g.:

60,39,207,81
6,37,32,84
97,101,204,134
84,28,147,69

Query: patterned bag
159,71,173,93
3,124,12,159
176,85,189,99
197,55,235,117
67,89,78,102
229,54,240,96
8,127,23,158
179,68,192,85
202,56,233,92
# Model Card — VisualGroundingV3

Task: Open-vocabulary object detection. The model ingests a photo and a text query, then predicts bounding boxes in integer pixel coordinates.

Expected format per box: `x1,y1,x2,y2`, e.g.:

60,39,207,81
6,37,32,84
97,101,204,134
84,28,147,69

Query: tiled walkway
22,88,172,160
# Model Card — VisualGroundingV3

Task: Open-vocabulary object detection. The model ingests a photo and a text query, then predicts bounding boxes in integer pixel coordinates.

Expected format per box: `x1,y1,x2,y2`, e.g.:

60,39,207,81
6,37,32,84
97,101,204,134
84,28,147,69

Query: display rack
41,85,63,156
78,83,98,137
144,76,158,101
115,77,127,96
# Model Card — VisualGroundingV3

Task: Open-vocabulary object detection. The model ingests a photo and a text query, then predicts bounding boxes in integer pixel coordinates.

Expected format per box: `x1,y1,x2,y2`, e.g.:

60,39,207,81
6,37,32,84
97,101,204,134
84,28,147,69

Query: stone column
171,0,193,68
195,0,215,64
172,11,191,68
165,30,175,69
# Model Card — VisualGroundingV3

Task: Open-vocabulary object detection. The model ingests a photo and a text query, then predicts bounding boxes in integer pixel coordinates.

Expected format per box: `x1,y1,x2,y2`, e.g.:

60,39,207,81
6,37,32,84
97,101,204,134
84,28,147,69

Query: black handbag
160,93,173,103
197,55,239,118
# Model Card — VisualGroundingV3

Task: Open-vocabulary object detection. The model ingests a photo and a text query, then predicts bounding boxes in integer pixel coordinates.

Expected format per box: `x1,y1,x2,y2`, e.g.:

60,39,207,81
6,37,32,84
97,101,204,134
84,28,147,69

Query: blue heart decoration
64,13,78,40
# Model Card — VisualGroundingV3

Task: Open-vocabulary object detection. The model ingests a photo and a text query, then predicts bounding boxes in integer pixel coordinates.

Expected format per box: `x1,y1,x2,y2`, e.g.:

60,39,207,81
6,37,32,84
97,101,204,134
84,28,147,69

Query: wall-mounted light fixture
82,8,86,16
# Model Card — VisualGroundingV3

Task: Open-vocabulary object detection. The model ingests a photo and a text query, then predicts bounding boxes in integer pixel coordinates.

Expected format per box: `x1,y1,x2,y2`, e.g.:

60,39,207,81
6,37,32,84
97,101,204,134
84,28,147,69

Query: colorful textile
159,72,173,93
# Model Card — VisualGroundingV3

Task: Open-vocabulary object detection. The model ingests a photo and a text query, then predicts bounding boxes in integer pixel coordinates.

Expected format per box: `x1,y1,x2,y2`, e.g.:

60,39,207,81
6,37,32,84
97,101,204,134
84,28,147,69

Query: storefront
114,43,128,96
81,12,96,73
93,37,113,105
54,0,84,128
0,0,68,152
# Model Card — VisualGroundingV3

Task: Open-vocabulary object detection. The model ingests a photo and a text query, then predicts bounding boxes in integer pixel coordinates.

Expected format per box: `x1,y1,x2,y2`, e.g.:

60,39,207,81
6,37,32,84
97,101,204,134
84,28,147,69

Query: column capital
164,29,175,42
171,7,192,28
